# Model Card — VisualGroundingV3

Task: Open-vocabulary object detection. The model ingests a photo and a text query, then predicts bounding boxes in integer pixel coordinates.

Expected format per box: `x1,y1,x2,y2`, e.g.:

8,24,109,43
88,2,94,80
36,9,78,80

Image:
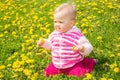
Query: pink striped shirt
41,26,93,69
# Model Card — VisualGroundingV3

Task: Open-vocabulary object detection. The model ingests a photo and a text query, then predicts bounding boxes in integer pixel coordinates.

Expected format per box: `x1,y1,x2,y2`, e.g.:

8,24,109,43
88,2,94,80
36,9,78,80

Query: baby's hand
37,38,45,46
72,45,84,52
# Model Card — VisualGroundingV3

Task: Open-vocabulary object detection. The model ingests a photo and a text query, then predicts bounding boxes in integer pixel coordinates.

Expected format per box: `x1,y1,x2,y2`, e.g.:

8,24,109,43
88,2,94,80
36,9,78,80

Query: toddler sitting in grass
37,3,97,77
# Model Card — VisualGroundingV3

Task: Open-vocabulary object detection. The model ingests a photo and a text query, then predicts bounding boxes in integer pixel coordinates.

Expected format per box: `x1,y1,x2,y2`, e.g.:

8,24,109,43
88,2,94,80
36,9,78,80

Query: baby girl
37,3,97,77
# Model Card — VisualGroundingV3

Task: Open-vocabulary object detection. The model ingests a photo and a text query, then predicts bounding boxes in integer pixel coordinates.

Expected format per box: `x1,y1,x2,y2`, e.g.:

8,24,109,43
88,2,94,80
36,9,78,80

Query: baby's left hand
72,45,84,52
37,38,45,46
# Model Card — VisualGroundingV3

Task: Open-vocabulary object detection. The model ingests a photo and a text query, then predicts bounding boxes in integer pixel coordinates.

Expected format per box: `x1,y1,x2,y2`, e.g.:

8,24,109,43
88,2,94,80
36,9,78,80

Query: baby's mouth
56,27,61,31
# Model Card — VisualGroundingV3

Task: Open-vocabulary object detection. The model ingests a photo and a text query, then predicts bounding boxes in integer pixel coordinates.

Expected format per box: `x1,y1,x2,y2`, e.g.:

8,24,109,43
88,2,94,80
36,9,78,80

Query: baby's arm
37,38,52,50
73,36,93,56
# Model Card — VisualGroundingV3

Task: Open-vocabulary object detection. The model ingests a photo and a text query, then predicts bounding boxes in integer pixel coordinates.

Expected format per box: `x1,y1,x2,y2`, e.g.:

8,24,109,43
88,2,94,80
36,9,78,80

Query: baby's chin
55,29,67,33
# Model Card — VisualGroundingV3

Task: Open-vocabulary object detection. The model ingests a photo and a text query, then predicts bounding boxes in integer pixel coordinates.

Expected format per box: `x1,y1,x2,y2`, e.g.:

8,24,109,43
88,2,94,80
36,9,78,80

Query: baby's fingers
72,46,79,51
37,38,45,46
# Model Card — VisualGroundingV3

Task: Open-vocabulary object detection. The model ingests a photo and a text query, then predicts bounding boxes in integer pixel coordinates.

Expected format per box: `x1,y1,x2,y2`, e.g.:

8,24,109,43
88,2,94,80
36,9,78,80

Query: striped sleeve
78,36,93,56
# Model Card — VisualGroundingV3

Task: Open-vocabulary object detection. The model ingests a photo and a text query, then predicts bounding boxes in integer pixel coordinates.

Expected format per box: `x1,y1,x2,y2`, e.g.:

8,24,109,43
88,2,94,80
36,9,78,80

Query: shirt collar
54,26,80,34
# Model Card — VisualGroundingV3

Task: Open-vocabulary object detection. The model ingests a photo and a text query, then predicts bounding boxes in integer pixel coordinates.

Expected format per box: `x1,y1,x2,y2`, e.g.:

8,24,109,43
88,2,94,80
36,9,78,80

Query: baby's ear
71,19,76,25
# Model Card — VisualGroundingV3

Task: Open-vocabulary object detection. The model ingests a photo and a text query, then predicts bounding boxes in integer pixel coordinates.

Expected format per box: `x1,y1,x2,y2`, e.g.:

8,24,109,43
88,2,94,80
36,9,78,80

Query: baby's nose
54,24,60,30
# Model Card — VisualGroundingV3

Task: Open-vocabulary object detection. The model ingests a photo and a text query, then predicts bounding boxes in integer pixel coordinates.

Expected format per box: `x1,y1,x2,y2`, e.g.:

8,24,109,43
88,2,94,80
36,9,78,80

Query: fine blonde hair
54,3,76,20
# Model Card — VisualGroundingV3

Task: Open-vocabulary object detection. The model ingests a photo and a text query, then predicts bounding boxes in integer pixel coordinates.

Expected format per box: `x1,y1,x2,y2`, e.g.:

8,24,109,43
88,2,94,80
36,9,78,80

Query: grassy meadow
0,0,120,80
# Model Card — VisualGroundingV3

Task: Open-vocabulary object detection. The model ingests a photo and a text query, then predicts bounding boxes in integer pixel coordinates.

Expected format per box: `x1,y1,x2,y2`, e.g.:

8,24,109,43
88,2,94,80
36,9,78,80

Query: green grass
0,0,120,80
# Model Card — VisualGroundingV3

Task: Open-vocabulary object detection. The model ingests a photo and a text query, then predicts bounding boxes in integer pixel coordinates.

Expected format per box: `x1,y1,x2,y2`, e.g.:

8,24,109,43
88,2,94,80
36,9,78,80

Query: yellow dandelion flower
33,15,38,20
29,29,33,34
4,24,10,29
0,65,5,70
40,3,47,9
114,67,119,73
117,53,120,57
109,63,117,69
7,56,12,61
31,77,35,80
81,23,88,27
92,7,98,11
19,61,25,66
13,52,19,56
108,78,113,80
21,54,29,61
82,29,87,35
26,59,34,64
26,39,34,44
85,73,92,79
33,72,38,78
30,65,35,68
48,11,54,16
97,36,102,40
23,69,32,76
22,47,25,52
0,72,3,78
101,78,107,80
0,25,3,28
23,35,28,39
21,43,25,47
12,60,21,69
28,45,34,50
117,44,120,48
87,16,93,19
17,20,21,25
98,10,104,14
11,74,18,78
12,31,16,35
7,64,12,67
18,68,23,72
11,55,16,59
27,52,32,56
23,8,27,13
36,53,42,56
97,36,103,42
81,18,88,22
0,34,3,38
110,54,115,57
118,37,120,40
108,4,114,9
4,31,8,34
2,39,5,44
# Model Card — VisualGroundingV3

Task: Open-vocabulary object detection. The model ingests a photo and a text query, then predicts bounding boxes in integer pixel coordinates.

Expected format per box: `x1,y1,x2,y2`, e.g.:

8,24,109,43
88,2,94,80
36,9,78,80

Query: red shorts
44,58,96,77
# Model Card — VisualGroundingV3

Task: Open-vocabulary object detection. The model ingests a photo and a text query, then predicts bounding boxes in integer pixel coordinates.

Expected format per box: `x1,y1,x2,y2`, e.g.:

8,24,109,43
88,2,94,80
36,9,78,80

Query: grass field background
0,0,120,80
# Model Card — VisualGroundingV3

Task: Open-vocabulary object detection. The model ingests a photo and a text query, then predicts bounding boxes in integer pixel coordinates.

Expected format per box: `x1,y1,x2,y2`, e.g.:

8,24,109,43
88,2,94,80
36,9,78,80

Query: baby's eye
59,21,63,23
54,21,57,23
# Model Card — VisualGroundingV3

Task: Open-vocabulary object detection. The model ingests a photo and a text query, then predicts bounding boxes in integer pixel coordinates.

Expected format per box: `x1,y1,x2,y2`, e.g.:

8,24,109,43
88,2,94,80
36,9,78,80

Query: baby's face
54,10,75,33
